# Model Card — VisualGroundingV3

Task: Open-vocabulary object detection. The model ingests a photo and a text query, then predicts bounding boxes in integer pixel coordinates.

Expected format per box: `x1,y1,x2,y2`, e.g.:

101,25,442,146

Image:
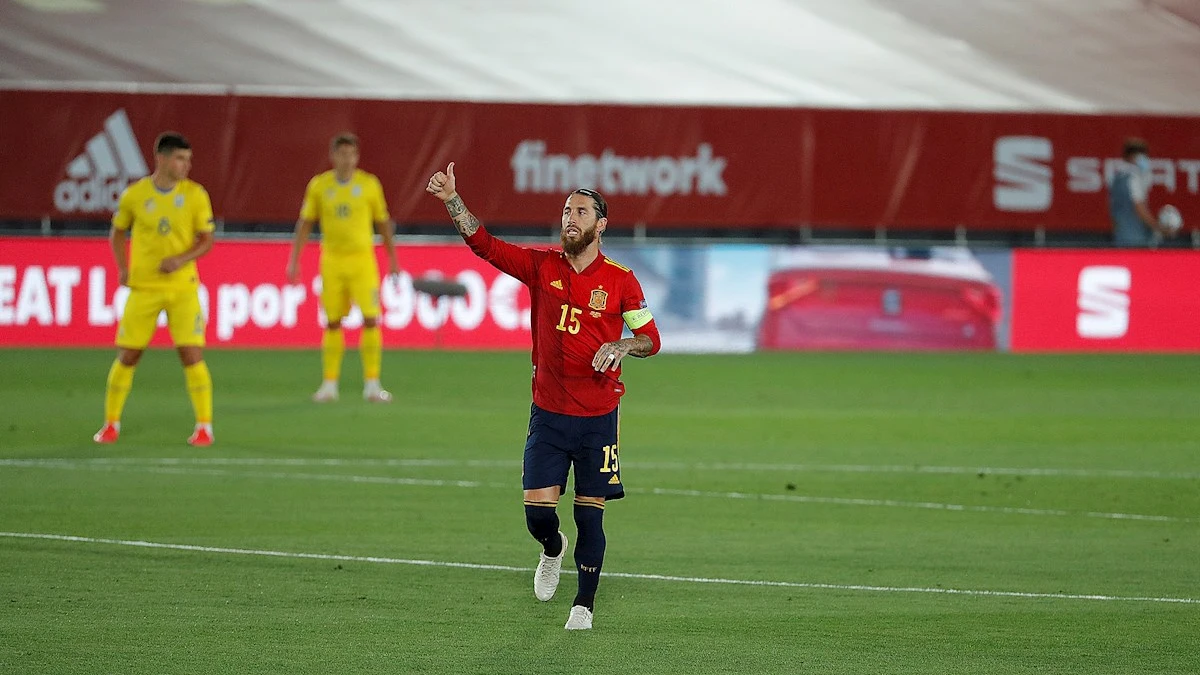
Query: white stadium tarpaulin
1,0,1199,113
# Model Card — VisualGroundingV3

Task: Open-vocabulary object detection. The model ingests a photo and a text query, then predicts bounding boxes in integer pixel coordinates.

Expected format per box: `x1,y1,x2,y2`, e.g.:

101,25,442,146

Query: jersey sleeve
370,176,390,222
299,177,321,221
621,273,661,356
111,185,136,231
193,186,216,233
464,226,541,285
1127,172,1147,203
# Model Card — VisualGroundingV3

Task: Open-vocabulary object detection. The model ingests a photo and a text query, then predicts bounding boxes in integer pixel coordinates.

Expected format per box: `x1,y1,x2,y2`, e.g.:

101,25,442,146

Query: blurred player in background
1108,137,1174,247
93,132,216,446
426,162,661,631
287,133,400,402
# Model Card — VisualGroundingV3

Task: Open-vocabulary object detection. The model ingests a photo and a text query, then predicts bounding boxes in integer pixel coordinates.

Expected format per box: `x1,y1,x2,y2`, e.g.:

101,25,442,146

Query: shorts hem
522,482,568,493
576,490,624,501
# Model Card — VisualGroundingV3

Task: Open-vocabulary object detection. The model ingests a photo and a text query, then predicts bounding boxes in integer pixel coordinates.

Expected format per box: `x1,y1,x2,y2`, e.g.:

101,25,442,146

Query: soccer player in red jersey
427,162,661,630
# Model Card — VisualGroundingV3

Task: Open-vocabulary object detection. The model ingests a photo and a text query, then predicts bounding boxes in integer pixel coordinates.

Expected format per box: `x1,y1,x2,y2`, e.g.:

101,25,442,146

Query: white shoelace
538,553,561,580
565,606,592,629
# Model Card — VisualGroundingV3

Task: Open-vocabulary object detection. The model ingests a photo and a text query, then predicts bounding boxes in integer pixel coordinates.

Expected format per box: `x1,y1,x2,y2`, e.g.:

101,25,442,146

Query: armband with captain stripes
622,307,654,330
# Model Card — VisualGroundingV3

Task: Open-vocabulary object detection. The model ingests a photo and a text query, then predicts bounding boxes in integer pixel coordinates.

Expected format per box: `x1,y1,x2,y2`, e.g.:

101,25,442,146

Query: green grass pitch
1,348,1198,674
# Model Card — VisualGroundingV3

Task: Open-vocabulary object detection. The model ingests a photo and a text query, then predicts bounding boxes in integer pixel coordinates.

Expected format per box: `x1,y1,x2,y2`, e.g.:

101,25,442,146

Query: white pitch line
4,457,1196,480
0,461,504,489
641,462,1200,481
642,487,1200,523
2,531,1196,606
4,459,1198,524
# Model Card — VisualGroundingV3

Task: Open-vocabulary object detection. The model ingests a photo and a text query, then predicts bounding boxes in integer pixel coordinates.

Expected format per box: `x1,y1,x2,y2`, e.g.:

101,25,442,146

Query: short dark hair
1122,137,1149,158
572,188,608,220
154,132,191,155
331,133,359,152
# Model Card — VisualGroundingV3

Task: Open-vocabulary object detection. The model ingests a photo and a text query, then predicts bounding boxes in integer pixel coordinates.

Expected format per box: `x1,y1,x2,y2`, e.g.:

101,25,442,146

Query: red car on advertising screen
758,247,1001,351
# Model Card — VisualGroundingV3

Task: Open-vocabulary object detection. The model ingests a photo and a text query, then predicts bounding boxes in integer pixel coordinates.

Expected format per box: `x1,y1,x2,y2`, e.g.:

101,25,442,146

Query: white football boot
311,380,339,403
534,532,567,601
564,605,593,630
362,379,392,403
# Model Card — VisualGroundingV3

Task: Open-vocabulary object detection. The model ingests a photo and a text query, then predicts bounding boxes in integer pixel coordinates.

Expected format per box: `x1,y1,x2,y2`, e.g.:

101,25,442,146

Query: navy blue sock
524,502,562,556
571,499,606,610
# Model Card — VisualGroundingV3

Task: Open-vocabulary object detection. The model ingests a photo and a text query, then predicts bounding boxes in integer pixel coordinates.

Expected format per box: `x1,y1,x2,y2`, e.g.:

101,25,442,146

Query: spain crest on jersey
589,289,609,311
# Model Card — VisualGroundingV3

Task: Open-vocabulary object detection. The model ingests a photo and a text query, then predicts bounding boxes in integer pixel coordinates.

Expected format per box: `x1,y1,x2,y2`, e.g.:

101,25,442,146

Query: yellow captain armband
622,307,654,330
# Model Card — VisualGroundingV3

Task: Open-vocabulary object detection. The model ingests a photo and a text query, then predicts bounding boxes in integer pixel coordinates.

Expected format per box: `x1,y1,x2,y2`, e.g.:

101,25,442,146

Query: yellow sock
103,360,136,423
183,361,213,424
360,325,383,381
322,328,345,382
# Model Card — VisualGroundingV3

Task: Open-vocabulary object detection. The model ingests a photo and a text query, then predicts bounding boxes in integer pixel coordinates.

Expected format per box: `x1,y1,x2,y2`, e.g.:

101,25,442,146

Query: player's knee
118,349,144,367
177,346,203,366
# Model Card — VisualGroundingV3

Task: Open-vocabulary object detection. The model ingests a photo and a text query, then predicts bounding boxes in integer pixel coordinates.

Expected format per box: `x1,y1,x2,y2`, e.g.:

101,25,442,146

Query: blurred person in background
426,162,661,631
287,133,400,403
1108,137,1173,247
93,132,215,446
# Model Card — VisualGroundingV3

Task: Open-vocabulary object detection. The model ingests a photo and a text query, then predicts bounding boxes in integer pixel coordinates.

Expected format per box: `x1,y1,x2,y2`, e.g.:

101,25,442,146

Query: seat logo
1076,266,1131,339
993,136,1053,212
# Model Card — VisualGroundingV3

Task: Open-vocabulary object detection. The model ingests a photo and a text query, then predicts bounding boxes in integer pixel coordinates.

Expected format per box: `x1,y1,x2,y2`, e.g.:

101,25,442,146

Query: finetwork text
511,140,728,197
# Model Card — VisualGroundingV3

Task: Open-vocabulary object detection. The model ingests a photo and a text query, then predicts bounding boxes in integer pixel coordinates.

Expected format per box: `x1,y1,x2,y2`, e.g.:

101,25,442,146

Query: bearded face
561,220,598,256
561,193,604,256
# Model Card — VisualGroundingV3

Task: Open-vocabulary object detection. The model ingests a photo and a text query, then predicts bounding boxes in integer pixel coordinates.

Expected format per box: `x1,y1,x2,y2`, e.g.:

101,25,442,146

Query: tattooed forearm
445,196,480,237
623,334,655,357
458,213,477,237
457,213,481,237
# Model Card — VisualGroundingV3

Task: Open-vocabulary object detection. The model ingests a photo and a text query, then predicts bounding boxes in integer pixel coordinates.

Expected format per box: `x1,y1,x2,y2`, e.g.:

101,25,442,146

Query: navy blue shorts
523,403,624,500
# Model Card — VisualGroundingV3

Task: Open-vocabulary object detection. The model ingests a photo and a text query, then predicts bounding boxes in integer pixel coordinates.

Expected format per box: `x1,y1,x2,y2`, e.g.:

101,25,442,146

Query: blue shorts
523,403,624,500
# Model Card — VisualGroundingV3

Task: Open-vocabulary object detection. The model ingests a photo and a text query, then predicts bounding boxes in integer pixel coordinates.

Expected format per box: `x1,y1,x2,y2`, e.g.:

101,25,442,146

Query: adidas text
54,176,134,214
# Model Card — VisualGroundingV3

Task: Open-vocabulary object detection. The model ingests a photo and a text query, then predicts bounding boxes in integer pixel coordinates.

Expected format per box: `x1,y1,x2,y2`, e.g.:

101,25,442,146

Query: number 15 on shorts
600,444,619,473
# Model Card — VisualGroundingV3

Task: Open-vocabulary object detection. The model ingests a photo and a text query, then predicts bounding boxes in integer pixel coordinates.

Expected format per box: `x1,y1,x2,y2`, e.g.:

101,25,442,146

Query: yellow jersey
300,169,390,256
112,177,215,290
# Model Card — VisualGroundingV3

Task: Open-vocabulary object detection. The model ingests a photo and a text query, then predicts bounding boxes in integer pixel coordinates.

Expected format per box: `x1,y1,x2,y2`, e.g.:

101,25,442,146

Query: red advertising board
0,90,1197,232
1011,249,1200,352
0,237,533,349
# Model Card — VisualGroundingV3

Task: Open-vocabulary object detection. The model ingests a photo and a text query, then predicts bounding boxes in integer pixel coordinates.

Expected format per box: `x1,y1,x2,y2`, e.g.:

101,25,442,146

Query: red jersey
465,227,661,416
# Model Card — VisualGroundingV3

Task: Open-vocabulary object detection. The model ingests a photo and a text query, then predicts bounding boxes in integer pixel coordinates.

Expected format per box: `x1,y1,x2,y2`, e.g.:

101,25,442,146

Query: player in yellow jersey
93,132,216,446
287,133,400,403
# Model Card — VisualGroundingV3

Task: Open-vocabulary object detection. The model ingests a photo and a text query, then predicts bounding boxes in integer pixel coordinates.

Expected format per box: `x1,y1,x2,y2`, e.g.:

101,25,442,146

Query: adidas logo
53,109,148,214
551,280,563,290
608,474,621,485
